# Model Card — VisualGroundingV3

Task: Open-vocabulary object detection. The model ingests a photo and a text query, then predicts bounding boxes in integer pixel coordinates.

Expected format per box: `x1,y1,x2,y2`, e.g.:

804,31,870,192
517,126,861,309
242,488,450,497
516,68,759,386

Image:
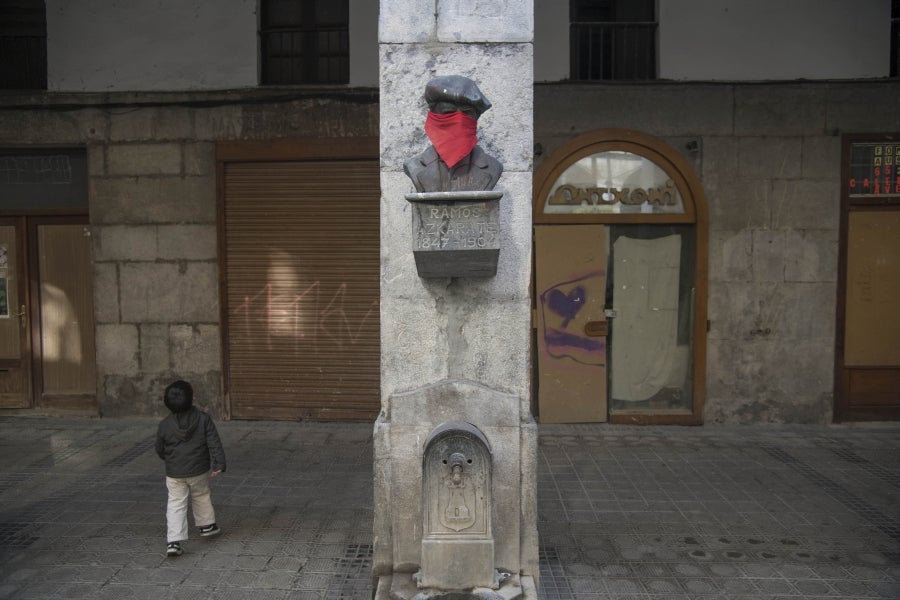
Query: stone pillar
376,1,536,598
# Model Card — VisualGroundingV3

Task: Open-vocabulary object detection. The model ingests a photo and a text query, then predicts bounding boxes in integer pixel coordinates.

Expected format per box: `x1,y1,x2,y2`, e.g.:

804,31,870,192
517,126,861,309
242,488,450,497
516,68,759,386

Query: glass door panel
608,225,694,415
0,221,30,408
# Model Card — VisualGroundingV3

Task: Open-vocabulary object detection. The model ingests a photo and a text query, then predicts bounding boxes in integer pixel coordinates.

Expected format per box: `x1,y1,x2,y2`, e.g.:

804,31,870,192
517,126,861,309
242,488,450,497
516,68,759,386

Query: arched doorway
533,129,708,424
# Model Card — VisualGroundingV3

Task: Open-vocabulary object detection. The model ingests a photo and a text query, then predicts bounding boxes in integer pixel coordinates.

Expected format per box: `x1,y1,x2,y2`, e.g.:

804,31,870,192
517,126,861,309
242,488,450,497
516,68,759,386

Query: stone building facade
1,1,898,423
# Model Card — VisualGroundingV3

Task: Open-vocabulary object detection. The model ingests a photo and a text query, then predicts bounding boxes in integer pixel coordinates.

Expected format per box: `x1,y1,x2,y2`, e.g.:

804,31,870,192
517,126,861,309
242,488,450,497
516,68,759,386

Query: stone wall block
193,105,243,141
738,137,802,180
158,224,218,260
94,224,158,261
119,262,218,323
826,81,900,132
455,301,532,399
0,108,108,144
241,96,378,140
801,135,841,179
379,0,436,42
91,175,216,224
706,338,832,424
388,425,428,567
107,143,182,176
700,136,739,182
183,142,215,176
751,229,785,282
707,281,778,341
534,84,734,139
437,0,533,42
380,297,449,397
770,180,840,230
170,324,221,373
770,282,836,341
734,84,828,136
96,324,139,375
92,262,120,324
709,229,752,282
87,143,106,177
140,323,170,372
785,229,838,283
706,179,770,231
110,106,194,141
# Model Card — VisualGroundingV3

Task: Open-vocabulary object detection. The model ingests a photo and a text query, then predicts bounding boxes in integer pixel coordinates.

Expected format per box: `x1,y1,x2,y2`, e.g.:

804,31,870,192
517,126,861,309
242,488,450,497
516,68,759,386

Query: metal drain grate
763,445,900,545
325,543,373,599
539,546,574,599
829,447,900,490
107,437,156,467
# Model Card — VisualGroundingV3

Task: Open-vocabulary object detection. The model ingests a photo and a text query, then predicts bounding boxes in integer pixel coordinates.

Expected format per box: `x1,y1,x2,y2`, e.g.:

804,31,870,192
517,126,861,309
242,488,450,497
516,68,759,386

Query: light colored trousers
165,473,216,543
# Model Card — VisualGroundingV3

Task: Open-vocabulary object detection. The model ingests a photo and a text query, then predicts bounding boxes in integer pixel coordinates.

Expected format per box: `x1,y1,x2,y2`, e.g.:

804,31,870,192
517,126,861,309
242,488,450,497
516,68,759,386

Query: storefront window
534,130,708,425
543,151,685,215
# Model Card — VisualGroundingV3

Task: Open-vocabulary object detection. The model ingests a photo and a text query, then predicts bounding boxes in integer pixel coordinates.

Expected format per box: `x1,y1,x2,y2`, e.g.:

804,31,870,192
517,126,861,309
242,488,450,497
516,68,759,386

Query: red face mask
424,111,478,168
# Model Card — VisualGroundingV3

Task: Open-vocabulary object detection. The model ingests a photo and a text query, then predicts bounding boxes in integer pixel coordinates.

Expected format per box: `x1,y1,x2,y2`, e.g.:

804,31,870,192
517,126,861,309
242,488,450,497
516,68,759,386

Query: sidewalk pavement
0,416,898,599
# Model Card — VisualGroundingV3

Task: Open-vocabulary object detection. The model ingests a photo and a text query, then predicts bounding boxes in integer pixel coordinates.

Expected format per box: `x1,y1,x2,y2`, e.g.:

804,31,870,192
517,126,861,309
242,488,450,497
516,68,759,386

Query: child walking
155,380,227,557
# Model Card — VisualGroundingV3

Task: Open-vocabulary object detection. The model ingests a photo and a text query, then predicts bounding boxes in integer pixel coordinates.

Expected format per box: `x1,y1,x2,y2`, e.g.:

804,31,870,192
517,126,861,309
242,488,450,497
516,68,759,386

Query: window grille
570,0,656,81
260,0,349,85
0,0,47,90
892,0,899,77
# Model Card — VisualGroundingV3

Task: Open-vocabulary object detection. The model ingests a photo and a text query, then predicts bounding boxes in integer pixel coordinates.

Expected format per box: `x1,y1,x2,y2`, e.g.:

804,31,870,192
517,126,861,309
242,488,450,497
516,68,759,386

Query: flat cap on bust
424,75,492,117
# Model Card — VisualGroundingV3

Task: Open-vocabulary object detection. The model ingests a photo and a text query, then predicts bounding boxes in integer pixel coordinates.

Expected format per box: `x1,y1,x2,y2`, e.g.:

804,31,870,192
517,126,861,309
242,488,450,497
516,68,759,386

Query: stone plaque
406,191,502,278
419,422,496,590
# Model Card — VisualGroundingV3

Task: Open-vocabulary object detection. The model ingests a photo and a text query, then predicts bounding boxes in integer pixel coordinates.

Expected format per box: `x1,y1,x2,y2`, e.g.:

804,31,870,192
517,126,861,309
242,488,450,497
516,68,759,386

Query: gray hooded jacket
155,407,226,478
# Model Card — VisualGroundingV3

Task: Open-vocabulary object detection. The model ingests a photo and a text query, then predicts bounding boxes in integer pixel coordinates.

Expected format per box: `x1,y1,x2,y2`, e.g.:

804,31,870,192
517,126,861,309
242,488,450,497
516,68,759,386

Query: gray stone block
119,262,218,323
107,143,182,176
92,262,120,324
770,180,839,230
94,225,157,261
390,379,520,426
183,142,215,176
193,106,243,140
379,0,436,43
170,324,221,372
800,135,841,179
738,137,802,179
96,324,139,375
784,229,838,283
709,229,752,283
706,179,771,231
157,224,217,260
437,0,532,43
91,176,216,224
734,84,828,136
826,81,900,132
110,106,193,141
139,324,169,372
751,229,785,282
534,84,734,138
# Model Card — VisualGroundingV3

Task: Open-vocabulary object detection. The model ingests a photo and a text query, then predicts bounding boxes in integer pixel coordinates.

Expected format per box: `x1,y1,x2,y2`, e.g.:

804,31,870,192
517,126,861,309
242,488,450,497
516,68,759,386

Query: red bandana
424,111,478,168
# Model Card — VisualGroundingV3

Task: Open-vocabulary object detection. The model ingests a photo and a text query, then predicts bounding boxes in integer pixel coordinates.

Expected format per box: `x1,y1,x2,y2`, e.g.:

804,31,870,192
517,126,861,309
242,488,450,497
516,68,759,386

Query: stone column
376,0,536,597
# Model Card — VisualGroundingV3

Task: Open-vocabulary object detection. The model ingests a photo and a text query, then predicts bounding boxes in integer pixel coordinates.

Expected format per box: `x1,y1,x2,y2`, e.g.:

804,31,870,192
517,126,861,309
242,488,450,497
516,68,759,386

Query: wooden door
30,219,97,409
0,219,30,408
534,225,608,423
836,135,900,421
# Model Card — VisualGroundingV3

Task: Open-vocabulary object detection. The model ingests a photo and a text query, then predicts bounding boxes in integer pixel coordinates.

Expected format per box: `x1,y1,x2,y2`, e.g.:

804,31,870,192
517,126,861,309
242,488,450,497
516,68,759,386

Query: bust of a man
404,75,503,193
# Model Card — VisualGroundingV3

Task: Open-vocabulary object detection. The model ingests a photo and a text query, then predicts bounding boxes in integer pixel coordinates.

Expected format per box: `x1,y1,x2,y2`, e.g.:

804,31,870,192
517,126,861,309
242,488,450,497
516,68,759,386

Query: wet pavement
0,416,898,599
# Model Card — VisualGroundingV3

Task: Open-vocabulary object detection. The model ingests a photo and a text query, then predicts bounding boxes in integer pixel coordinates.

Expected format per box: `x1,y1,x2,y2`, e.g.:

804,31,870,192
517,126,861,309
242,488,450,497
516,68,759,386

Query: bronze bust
404,75,503,193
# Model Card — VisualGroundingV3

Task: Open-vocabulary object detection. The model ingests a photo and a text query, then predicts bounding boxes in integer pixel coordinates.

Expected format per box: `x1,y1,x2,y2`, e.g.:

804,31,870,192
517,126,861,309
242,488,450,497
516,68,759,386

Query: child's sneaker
166,542,183,557
198,523,221,537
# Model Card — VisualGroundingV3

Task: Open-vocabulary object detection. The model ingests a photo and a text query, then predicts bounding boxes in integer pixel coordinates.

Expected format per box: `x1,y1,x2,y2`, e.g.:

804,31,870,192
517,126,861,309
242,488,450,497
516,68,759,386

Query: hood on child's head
164,380,193,413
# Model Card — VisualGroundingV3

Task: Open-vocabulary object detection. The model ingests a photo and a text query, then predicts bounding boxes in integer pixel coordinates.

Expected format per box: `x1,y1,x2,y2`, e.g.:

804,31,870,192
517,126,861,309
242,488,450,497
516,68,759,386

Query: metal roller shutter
223,159,380,420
